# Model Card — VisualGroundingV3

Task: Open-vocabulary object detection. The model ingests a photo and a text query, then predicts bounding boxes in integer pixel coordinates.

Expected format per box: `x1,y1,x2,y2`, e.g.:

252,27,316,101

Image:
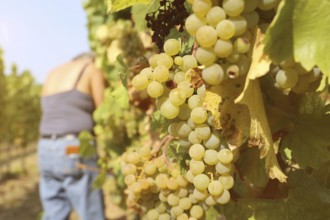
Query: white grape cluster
129,0,301,219
122,144,235,220
122,148,194,220
130,32,236,220
184,0,265,83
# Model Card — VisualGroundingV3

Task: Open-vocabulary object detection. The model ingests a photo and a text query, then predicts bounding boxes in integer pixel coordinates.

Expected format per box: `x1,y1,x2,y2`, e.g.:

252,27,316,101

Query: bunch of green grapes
185,0,321,93
129,0,326,219
130,35,236,219
122,145,235,220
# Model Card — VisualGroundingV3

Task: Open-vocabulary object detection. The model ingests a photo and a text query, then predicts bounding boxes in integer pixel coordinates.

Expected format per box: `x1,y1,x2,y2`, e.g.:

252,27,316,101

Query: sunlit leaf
293,0,330,75
248,29,272,79
264,0,330,76
203,90,222,129
236,27,286,182
108,0,153,12
131,1,160,31
264,0,293,64
235,79,287,182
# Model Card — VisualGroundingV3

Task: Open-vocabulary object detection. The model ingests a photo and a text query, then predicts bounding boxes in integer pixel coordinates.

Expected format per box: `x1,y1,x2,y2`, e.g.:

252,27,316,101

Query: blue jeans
37,137,105,220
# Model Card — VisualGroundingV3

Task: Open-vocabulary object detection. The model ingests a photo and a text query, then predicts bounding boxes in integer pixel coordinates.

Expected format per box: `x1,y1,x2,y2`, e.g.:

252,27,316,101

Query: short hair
72,52,96,61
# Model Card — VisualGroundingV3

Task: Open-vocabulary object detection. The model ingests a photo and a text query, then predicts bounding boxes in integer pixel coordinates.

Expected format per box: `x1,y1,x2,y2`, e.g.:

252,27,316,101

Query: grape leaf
263,0,293,64
281,116,330,169
204,77,249,147
203,90,222,129
236,28,287,182
235,79,287,183
248,29,272,80
293,0,330,74
205,206,222,219
237,147,269,189
222,170,330,220
131,1,160,31
264,0,330,76
114,55,128,88
107,0,153,12
280,93,330,169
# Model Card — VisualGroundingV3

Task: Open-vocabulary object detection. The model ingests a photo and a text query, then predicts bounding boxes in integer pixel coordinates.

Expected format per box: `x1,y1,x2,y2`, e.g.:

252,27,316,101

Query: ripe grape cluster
127,0,322,219
145,0,189,50
130,8,239,218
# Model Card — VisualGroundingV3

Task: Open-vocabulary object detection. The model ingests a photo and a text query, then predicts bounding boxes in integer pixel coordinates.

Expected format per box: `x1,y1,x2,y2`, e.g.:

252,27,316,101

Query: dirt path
0,152,126,220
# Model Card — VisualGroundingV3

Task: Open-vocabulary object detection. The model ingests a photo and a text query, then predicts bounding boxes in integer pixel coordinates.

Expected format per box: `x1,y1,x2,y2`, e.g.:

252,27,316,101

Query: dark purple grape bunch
145,0,189,50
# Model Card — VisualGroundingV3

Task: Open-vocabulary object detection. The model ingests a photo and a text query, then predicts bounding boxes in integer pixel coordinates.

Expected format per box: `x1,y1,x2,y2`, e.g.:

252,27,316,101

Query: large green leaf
264,0,293,64
237,147,269,188
264,0,330,75
235,79,287,183
107,0,153,12
281,116,330,169
293,0,330,74
281,93,330,169
131,1,160,31
222,170,330,220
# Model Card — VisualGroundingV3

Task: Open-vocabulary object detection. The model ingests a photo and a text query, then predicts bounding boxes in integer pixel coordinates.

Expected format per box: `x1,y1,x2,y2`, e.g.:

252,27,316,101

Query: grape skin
160,100,180,119
222,0,245,17
164,38,181,56
275,68,299,89
147,81,164,98
132,74,149,90
206,6,226,27
195,25,218,48
193,174,210,191
189,143,205,160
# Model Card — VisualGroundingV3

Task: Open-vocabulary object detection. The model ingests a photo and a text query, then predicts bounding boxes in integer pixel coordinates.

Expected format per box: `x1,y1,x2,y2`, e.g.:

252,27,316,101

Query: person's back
40,56,103,136
37,53,106,220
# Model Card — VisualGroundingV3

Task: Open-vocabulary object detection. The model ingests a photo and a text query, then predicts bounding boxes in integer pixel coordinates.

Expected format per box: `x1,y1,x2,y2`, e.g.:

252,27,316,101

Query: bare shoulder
85,62,105,80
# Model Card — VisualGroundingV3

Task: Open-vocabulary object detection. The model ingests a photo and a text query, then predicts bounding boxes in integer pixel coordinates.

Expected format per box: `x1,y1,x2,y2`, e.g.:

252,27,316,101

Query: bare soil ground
0,152,126,220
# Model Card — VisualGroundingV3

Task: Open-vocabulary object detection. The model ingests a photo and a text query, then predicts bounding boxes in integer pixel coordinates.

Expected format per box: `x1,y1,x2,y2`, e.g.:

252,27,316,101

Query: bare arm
89,64,106,108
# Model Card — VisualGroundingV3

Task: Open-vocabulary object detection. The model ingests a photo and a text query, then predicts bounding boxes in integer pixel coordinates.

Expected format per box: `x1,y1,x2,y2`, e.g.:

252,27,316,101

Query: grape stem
192,42,198,56
151,134,174,156
161,136,174,164
208,172,214,181
137,167,145,180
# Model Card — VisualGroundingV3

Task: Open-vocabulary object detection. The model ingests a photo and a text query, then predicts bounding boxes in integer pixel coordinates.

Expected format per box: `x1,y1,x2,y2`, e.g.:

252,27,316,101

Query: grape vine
85,0,330,219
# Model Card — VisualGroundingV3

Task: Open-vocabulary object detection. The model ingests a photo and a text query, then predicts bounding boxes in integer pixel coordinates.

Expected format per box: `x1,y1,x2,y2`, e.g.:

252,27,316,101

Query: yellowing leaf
235,27,286,182
248,28,272,80
204,90,222,129
204,78,250,147
235,79,287,182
